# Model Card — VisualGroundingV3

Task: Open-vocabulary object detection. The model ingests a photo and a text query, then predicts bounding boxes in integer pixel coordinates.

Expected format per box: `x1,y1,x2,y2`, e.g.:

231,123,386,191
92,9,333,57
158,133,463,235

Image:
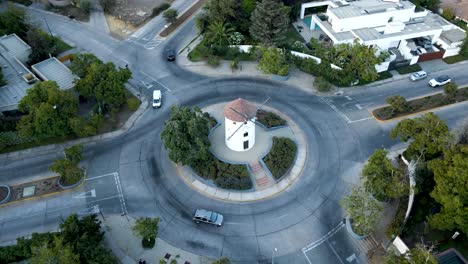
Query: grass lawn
396,64,422,74
55,37,73,54
373,86,468,120
443,54,467,64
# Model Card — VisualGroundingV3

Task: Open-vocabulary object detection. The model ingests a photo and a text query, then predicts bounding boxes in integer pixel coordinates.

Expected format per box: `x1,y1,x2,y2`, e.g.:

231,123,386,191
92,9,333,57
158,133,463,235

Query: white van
152,90,161,108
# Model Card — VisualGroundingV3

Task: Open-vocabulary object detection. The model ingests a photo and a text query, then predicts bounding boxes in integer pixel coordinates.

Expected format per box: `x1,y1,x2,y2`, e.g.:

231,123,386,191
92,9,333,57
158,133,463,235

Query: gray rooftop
0,34,31,60
329,0,415,19
440,28,466,45
31,57,77,90
314,17,355,41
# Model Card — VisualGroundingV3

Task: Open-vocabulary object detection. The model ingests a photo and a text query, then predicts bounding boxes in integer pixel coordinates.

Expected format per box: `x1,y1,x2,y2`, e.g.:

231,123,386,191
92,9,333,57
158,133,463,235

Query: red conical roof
224,98,257,122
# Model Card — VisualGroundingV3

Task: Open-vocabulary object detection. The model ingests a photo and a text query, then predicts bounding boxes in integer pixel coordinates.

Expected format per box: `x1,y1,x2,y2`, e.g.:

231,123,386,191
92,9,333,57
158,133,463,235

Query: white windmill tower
223,98,270,152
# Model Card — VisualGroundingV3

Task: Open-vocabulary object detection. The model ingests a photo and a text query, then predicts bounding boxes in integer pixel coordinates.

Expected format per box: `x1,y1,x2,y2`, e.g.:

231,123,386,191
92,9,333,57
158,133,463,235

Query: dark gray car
193,209,224,226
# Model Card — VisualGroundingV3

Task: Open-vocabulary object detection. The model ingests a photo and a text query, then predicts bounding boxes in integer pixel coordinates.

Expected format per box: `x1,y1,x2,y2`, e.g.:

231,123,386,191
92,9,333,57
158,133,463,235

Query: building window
244,121,247,124
244,132,248,137
233,122,236,125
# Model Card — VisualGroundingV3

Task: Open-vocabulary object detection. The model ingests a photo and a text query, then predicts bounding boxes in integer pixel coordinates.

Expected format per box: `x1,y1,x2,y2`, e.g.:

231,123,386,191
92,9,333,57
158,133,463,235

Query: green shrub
256,110,286,128
277,65,289,76
151,2,171,17
263,137,297,179
230,59,238,70
127,97,141,111
207,55,220,67
225,47,241,60
443,54,467,64
396,64,422,74
0,131,34,151
80,0,91,13
212,45,229,57
141,237,156,249
314,76,331,92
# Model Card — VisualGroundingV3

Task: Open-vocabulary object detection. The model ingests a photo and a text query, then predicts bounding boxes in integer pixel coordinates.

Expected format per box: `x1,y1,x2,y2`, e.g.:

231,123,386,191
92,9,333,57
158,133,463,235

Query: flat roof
0,34,31,59
329,0,414,19
31,57,77,90
440,28,466,45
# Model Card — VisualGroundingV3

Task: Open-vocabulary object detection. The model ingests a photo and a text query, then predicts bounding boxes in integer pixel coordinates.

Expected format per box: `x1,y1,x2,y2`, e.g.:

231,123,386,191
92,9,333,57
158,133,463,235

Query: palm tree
204,21,234,45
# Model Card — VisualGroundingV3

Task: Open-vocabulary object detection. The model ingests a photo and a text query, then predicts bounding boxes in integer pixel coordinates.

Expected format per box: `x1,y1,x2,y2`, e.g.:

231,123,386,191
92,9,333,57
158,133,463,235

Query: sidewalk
101,214,212,264
89,0,110,33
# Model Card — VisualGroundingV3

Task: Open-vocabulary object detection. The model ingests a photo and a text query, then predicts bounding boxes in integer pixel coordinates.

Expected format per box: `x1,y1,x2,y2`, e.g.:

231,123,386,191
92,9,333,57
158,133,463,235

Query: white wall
328,8,415,32
225,118,256,152
443,47,461,57
363,28,442,50
300,1,337,19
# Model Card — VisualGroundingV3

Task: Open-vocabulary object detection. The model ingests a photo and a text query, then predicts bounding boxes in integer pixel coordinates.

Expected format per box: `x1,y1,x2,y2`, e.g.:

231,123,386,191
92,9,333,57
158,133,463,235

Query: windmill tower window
244,132,248,137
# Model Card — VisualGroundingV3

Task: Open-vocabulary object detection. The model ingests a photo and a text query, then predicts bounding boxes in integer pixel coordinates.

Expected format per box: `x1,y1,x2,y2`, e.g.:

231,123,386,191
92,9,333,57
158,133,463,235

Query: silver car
410,71,427,81
193,209,224,226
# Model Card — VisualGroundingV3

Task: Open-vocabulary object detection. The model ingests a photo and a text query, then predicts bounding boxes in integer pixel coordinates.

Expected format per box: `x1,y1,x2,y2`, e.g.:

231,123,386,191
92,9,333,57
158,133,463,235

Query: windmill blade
229,107,249,121
254,97,271,115
227,122,245,141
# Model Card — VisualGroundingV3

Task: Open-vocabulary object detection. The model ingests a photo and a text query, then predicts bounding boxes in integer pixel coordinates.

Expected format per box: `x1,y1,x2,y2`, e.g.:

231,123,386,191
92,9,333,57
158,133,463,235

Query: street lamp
272,248,278,264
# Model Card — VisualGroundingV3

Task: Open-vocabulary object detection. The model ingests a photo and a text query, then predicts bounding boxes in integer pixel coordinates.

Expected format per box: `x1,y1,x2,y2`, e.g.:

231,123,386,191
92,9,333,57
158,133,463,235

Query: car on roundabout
193,209,223,227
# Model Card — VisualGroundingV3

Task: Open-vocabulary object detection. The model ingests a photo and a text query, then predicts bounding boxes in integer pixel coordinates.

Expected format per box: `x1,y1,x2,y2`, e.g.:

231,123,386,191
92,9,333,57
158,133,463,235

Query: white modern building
299,0,466,70
224,98,256,152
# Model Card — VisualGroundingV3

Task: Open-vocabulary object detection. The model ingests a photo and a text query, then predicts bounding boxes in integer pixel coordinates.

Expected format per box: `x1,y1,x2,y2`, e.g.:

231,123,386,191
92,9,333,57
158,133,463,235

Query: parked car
165,49,176,61
428,75,451,87
152,90,162,108
415,47,427,55
193,209,223,226
410,71,427,81
416,37,432,49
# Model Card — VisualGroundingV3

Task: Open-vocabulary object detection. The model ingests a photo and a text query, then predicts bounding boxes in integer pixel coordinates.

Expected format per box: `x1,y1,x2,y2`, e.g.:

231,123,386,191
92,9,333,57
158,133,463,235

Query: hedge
263,137,297,179
0,232,54,263
396,64,422,75
256,110,286,128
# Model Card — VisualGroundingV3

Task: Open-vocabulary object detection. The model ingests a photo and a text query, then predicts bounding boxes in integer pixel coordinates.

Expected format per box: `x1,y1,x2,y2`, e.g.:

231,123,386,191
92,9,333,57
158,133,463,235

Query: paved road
1,5,468,263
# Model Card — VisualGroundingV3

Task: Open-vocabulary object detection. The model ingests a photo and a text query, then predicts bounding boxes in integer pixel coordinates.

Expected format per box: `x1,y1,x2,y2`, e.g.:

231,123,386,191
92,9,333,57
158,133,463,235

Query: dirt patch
46,5,90,22
105,14,138,39
9,176,61,203
108,0,170,26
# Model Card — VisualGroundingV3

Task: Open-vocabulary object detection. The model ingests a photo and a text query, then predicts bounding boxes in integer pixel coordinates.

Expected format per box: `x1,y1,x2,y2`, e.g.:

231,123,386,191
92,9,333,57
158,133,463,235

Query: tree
17,81,78,140
428,145,468,233
70,53,102,78
132,217,160,248
390,113,451,160
204,21,234,45
31,236,79,264
213,257,231,264
385,244,437,264
0,5,30,39
203,0,237,23
386,95,408,113
335,41,382,82
340,186,383,236
361,149,408,200
163,8,178,24
26,29,58,64
74,62,131,112
99,0,115,12
161,106,212,167
250,0,291,47
460,33,468,58
443,82,458,102
79,0,91,13
257,47,289,76
50,144,84,185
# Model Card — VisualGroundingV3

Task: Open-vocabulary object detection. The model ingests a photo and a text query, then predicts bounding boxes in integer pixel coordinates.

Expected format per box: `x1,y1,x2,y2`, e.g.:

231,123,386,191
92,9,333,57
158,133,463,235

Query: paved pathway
89,0,109,33
249,161,275,190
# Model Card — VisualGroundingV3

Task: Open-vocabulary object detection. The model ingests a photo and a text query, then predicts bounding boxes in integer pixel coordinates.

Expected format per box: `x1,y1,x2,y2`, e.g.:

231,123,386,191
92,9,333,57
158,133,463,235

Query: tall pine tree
249,0,290,47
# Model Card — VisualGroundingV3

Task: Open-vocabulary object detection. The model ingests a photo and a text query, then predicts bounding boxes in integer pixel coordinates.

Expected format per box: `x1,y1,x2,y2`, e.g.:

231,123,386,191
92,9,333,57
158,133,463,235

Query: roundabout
125,77,367,262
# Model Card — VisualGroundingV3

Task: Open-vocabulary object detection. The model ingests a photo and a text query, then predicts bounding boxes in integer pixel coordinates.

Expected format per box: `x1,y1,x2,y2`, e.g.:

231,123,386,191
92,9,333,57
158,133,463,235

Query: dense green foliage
127,97,141,111
386,95,409,113
361,149,408,200
256,110,286,128
428,145,468,233
390,113,451,160
50,144,85,185
163,8,178,23
443,82,458,102
132,217,160,249
249,0,290,46
161,106,212,166
74,61,132,113
314,76,331,92
0,214,116,263
26,29,65,64
385,244,437,264
151,2,171,17
263,137,296,179
258,47,289,76
395,64,422,74
213,257,231,264
340,186,383,236
70,53,102,78
17,81,79,140
0,6,30,39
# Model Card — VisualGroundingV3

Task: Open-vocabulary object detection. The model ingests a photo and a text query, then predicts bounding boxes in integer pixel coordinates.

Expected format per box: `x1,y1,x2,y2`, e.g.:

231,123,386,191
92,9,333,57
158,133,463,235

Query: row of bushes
188,44,255,63
192,154,252,190
256,110,286,128
0,233,54,263
263,137,297,179
0,131,34,151
151,2,171,17
396,64,422,75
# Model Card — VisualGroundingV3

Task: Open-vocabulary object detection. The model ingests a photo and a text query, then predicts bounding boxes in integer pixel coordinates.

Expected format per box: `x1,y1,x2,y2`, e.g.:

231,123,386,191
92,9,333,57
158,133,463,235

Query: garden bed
443,54,467,64
263,137,297,179
256,110,286,128
45,5,90,22
372,87,468,120
192,155,252,190
7,176,61,204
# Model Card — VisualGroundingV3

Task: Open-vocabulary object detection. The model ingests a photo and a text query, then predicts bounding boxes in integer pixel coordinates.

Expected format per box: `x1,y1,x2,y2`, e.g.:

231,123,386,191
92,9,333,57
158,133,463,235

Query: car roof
195,209,214,218
414,71,426,75
153,90,161,96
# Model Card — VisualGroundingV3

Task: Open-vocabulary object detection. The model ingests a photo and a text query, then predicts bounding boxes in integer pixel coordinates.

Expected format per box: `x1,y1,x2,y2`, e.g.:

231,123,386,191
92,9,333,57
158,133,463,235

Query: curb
0,174,87,208
0,93,148,161
369,86,468,122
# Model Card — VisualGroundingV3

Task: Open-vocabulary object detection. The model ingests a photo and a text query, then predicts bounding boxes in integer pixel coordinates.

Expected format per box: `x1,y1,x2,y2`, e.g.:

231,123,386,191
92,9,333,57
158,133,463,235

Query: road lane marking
327,240,345,264
302,221,345,252
86,173,115,180
141,71,172,92
113,172,128,215
73,189,96,198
